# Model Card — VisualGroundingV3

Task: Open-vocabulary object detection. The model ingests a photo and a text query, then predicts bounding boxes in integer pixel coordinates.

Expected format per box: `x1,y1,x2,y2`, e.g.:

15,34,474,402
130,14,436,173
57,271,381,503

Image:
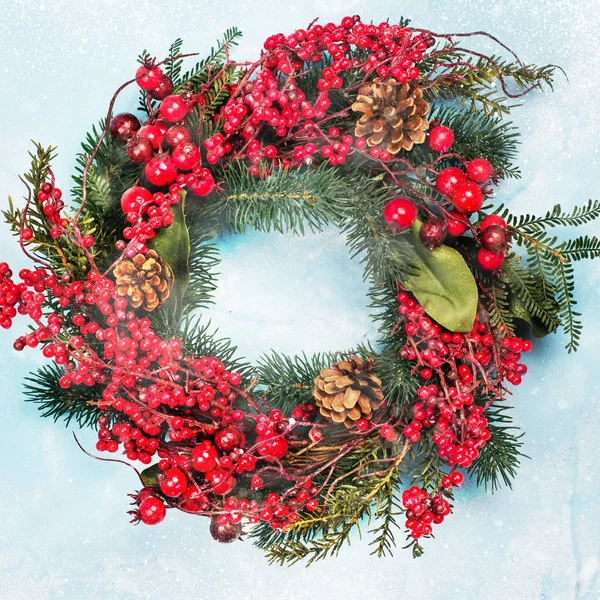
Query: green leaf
149,192,191,319
508,293,552,338
401,222,478,332
140,464,161,488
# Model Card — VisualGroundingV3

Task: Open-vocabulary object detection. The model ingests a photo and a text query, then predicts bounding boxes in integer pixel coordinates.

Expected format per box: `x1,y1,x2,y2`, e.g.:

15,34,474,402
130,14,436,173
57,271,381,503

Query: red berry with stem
428,125,454,153
136,64,163,91
419,219,447,249
452,181,484,213
159,467,187,497
138,496,166,525
466,158,493,183
159,95,189,122
383,198,417,232
192,441,218,473
126,136,154,163
109,113,141,142
149,76,174,100
480,224,508,253
435,167,466,196
121,186,152,214
144,154,178,187
137,124,165,150
477,247,505,270
446,210,469,237
171,142,200,171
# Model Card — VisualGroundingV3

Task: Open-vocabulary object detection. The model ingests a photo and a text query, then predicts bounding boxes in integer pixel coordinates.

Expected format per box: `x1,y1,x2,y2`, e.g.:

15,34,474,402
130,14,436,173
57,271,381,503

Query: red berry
126,136,154,163
144,154,177,187
137,124,165,150
192,441,218,473
214,428,245,452
149,76,174,100
383,198,417,232
138,496,166,525
171,142,200,171
452,181,484,213
205,468,236,495
435,167,466,196
120,186,152,214
159,95,189,122
189,174,215,197
82,236,95,248
446,210,469,237
479,214,507,231
165,125,192,148
209,516,241,543
477,248,505,270
136,65,163,91
466,158,493,183
22,228,33,241
428,126,454,153
109,113,140,141
159,467,187,497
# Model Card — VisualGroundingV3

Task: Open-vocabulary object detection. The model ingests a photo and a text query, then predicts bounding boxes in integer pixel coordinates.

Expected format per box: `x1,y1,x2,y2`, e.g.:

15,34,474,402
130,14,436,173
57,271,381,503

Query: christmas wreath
4,16,599,563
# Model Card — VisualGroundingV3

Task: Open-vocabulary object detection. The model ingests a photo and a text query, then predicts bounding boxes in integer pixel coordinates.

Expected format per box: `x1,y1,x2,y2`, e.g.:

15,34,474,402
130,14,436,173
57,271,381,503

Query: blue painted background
1,1,599,598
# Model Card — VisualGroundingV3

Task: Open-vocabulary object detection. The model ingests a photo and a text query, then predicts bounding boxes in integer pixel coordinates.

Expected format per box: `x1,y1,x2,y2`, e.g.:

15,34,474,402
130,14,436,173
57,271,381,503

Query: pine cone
113,250,173,312
313,355,384,428
351,78,430,153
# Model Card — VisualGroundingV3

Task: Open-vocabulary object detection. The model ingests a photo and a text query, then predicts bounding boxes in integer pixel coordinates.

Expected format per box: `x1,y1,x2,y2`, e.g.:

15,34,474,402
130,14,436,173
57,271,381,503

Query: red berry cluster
402,485,452,539
396,290,530,467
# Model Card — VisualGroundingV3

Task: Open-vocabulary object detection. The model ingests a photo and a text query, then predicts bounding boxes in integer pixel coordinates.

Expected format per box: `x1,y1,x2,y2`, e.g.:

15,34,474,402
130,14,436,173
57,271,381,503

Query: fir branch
502,260,560,333
165,38,185,85
256,351,341,414
470,404,526,492
211,163,347,235
408,106,521,178
176,28,242,93
23,363,102,428
173,317,253,382
498,199,600,231
338,173,417,287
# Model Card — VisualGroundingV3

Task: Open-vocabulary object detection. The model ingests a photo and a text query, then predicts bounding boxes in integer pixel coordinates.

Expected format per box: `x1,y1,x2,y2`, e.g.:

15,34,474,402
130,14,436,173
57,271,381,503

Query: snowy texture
1,1,599,599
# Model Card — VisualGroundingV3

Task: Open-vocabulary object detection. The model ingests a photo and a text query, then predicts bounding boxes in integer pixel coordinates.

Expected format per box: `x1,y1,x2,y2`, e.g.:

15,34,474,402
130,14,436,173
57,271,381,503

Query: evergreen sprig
23,363,102,428
210,163,348,235
469,404,526,492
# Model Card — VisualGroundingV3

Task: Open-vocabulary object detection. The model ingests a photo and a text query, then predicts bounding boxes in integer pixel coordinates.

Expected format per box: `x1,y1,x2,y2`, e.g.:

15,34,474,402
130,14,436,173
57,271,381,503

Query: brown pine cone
351,77,430,153
113,250,173,312
313,355,384,428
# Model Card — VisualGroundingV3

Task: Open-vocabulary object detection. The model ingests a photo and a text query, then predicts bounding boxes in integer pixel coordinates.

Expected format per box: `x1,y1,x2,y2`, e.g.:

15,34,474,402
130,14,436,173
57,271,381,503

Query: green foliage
23,363,102,428
338,172,417,288
255,444,406,565
256,351,340,414
3,143,96,277
425,49,555,117
409,106,521,178
176,28,242,93
149,193,191,326
470,404,526,492
211,163,348,235
402,222,478,332
497,201,600,351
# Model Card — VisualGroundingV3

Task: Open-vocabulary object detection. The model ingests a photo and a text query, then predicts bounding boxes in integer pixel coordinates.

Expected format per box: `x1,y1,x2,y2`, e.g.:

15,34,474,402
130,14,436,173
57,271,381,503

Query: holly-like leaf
401,222,478,332
149,192,191,319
